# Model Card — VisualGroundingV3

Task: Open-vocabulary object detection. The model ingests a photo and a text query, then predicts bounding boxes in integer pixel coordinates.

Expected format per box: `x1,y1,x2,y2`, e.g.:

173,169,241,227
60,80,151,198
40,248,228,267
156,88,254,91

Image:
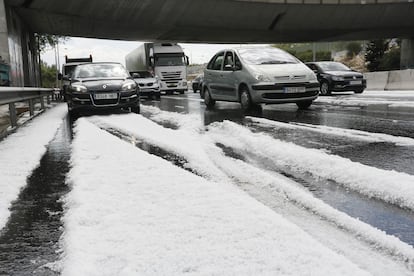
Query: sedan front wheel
320,81,331,96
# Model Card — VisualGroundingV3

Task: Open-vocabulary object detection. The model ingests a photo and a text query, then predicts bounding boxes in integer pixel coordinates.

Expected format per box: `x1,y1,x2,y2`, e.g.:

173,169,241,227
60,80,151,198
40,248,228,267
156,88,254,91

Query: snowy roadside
315,96,414,108
246,116,414,146
206,120,414,211
0,104,67,230
141,105,414,211
61,118,371,275
91,108,414,271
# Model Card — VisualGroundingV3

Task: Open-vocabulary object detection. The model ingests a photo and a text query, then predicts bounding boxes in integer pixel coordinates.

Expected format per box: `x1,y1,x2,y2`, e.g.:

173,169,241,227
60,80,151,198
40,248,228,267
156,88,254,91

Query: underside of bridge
6,0,414,43
1,0,414,86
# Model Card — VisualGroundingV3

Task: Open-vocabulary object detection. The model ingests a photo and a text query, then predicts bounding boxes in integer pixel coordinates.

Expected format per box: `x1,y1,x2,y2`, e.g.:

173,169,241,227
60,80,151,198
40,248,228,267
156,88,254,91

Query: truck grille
161,71,181,80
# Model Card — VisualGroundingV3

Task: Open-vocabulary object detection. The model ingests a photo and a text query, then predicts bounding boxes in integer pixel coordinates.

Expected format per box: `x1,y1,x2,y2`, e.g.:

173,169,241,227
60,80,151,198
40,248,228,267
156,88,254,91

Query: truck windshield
64,65,77,77
155,54,185,66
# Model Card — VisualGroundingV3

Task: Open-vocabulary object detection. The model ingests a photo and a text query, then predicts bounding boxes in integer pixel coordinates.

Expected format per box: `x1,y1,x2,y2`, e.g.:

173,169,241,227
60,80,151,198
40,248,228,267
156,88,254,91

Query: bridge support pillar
0,0,10,64
401,39,414,70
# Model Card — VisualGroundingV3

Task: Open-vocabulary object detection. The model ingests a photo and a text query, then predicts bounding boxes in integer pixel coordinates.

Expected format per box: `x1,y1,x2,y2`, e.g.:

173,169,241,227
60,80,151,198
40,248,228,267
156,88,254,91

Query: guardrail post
29,99,35,116
40,96,45,109
8,103,17,128
47,94,51,104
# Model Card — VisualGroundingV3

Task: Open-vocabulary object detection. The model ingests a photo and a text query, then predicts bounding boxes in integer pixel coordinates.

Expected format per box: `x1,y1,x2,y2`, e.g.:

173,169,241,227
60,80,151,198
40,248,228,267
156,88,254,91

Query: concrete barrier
364,69,414,90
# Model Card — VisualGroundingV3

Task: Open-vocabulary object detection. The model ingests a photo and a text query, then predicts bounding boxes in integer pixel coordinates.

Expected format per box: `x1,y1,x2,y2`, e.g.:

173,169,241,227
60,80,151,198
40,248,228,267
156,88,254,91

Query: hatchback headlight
254,74,271,82
122,80,137,91
332,76,344,81
71,84,87,93
308,73,317,81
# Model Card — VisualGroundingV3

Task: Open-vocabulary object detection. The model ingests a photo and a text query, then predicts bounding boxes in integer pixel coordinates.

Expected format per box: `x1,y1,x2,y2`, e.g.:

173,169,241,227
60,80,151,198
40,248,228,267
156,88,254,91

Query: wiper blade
260,61,294,64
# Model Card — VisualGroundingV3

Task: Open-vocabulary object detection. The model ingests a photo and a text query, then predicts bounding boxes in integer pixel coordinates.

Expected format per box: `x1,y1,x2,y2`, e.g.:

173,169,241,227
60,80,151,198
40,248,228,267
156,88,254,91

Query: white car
203,47,319,111
132,71,161,100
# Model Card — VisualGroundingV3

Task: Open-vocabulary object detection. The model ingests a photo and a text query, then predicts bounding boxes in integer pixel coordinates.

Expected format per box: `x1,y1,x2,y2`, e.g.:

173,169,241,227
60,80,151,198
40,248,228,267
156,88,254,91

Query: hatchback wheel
320,81,331,96
240,87,253,111
204,88,215,109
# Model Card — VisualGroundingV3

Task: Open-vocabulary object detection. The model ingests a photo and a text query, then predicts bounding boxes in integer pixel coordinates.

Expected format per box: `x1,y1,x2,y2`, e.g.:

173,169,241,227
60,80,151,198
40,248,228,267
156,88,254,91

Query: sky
41,37,267,69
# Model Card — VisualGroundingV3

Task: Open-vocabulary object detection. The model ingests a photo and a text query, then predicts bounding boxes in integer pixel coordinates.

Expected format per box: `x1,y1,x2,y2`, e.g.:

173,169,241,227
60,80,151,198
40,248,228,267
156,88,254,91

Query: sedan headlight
71,84,88,93
332,76,344,81
254,74,271,82
122,80,137,91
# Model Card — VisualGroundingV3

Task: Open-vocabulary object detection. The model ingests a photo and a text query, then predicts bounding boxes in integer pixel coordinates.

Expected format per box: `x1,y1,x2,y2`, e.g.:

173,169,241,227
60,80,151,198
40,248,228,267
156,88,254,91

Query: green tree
346,42,362,58
379,47,401,71
35,34,68,52
293,50,331,63
40,61,57,88
365,39,388,71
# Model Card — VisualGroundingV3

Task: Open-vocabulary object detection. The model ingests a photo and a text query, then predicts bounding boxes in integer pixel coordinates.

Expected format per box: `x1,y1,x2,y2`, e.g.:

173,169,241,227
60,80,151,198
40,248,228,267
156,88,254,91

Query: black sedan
192,74,203,93
66,62,140,116
306,61,366,96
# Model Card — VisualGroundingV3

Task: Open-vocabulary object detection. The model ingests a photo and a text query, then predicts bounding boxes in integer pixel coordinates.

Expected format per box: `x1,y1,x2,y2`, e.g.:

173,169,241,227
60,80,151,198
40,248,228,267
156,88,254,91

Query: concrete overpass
1,0,414,86
6,0,414,43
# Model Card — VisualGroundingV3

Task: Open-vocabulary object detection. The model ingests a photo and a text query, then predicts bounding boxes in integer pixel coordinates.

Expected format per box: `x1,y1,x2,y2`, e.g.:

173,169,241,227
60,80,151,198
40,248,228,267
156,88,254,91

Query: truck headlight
71,84,88,93
122,80,137,91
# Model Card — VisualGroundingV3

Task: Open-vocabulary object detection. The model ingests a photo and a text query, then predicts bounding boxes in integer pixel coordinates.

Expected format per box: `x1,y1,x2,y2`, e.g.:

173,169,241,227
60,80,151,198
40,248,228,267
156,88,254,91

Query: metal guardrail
0,87,55,128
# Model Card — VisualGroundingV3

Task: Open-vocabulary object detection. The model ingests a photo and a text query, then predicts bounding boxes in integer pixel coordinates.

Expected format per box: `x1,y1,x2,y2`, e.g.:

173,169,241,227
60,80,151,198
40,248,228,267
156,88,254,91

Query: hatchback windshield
318,62,351,72
238,48,299,65
74,63,130,78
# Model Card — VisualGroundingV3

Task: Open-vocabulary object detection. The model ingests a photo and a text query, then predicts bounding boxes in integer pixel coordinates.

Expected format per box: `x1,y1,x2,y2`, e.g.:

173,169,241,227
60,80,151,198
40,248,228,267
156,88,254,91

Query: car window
307,64,318,72
317,62,351,71
235,55,242,70
238,47,299,65
210,52,225,71
74,63,130,78
223,51,234,70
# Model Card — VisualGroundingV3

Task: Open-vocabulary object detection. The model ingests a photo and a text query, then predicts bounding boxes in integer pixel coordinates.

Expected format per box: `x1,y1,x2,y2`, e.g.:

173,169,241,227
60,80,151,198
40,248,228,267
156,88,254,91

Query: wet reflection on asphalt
0,117,72,275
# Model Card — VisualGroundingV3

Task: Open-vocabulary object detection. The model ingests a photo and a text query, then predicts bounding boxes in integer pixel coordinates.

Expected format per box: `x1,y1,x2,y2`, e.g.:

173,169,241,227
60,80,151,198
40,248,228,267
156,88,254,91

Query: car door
204,52,224,99
220,51,239,101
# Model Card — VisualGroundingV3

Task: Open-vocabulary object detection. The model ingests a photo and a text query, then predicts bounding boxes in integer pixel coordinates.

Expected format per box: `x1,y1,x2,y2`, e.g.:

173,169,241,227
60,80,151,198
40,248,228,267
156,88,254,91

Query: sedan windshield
318,62,351,72
238,48,299,65
74,63,130,79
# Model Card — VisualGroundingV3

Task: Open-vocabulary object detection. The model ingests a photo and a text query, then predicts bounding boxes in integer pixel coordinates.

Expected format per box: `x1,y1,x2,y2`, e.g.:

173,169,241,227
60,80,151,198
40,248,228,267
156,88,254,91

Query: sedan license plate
283,87,306,93
94,93,118,100
350,80,362,85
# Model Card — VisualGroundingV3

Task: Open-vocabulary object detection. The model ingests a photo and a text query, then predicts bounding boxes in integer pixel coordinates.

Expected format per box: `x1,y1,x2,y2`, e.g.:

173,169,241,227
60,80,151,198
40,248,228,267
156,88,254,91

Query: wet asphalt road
1,90,414,274
144,90,414,245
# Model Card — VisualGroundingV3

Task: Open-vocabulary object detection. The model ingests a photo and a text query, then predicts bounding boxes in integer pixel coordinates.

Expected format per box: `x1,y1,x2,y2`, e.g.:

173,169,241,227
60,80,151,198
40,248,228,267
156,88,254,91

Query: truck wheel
179,90,185,95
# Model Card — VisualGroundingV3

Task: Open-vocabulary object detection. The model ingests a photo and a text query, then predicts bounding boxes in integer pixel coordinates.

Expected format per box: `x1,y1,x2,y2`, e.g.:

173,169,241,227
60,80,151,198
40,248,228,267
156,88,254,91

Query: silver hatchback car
202,47,319,110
